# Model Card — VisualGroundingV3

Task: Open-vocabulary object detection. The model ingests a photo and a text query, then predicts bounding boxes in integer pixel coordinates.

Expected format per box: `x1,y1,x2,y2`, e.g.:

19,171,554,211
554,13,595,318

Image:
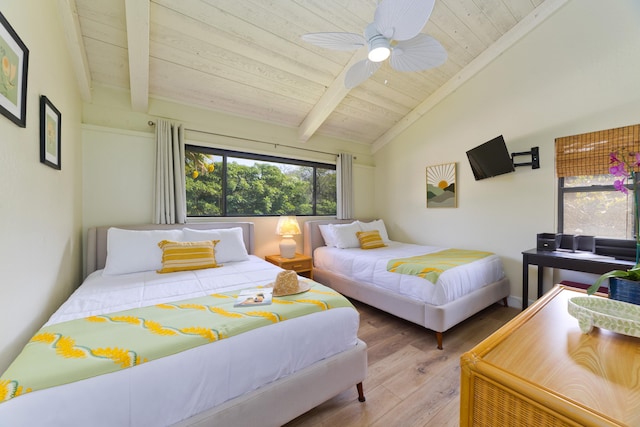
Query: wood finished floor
284,299,519,427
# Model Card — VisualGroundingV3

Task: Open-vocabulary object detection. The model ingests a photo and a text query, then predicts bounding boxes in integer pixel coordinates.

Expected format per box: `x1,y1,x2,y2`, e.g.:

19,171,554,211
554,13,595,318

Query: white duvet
0,256,359,426
314,241,505,306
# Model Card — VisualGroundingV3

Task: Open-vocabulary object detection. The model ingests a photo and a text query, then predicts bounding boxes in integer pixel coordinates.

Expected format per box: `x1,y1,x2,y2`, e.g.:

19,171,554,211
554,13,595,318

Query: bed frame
303,219,510,350
86,222,367,427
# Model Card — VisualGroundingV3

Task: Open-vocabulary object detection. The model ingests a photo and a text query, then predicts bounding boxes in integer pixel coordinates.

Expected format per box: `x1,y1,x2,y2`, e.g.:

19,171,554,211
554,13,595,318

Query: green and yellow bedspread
387,248,493,283
0,282,353,403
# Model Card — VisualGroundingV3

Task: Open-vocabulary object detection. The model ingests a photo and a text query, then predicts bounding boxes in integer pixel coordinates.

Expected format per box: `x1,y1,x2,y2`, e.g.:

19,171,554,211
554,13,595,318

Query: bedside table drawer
281,258,312,271
265,254,313,280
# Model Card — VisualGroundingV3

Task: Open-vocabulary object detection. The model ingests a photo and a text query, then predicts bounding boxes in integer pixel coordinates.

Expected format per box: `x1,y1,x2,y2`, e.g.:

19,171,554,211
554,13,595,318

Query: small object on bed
157,239,220,273
234,288,273,306
183,227,249,263
267,270,311,296
356,230,387,249
357,219,390,242
103,228,183,275
330,221,362,249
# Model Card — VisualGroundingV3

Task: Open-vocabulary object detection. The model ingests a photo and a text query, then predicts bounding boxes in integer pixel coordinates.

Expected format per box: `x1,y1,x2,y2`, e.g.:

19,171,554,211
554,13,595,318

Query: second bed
304,219,510,349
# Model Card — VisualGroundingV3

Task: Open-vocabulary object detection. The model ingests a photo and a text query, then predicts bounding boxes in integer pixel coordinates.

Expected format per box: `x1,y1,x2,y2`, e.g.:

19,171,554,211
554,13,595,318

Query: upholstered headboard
303,219,354,257
86,222,255,276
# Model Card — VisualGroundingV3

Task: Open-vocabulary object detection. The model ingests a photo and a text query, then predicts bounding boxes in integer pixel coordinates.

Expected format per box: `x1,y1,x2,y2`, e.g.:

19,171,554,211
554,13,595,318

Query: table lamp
276,216,301,258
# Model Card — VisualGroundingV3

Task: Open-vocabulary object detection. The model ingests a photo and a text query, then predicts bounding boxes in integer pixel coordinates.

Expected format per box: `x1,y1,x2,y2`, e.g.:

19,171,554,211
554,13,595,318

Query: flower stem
635,171,640,266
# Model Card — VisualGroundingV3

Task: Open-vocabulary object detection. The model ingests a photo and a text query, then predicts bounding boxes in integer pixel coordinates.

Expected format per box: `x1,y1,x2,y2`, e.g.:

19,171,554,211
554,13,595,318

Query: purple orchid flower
610,163,628,177
609,152,622,164
609,151,638,194
614,178,629,194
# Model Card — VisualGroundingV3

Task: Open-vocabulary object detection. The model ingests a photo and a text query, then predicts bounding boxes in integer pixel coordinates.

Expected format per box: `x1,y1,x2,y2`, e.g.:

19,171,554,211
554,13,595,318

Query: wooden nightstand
265,253,313,279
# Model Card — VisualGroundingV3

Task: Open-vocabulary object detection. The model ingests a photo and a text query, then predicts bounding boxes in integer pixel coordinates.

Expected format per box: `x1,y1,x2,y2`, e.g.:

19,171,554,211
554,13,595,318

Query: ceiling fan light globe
365,22,390,62
368,45,390,62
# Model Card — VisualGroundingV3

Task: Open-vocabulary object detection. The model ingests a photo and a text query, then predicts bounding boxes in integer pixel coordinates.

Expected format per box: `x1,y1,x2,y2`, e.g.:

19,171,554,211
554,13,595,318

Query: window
558,174,635,239
185,145,336,217
556,124,640,240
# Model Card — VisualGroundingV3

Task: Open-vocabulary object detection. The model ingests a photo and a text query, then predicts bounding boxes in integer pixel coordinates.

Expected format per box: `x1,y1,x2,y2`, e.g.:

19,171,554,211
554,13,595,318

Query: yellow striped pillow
356,230,386,250
157,239,220,273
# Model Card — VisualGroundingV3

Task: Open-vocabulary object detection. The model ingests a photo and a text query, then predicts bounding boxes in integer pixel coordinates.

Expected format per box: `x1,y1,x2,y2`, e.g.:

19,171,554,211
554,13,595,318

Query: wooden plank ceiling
63,0,567,152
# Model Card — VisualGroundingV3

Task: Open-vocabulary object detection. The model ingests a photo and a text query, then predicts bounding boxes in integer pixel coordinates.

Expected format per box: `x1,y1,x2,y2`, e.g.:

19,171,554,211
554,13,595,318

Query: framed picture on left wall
0,11,29,127
40,96,61,170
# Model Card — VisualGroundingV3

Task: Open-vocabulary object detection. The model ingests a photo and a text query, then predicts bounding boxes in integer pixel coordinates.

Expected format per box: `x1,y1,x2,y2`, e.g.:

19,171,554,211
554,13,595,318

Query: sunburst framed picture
426,162,456,208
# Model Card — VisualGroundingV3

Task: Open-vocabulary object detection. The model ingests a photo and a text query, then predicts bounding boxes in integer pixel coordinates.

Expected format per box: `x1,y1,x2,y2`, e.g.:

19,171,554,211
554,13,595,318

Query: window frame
185,144,336,217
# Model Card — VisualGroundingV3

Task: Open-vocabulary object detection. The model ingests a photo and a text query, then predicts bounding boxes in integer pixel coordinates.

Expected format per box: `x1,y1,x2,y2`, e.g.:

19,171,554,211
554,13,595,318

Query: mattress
313,242,505,306
0,256,359,426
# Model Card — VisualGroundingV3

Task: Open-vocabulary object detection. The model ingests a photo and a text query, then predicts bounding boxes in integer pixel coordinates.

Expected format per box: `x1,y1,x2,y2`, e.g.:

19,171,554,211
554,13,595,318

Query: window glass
316,167,337,215
185,146,336,217
560,174,634,239
225,157,313,216
563,175,618,188
185,151,222,216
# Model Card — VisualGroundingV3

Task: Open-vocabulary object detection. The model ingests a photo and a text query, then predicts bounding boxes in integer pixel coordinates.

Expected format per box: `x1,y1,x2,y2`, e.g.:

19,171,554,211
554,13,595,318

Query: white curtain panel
153,119,186,224
337,153,353,220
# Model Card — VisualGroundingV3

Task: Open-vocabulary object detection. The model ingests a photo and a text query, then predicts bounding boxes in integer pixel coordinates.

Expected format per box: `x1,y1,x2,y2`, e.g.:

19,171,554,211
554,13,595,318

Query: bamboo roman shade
555,124,640,177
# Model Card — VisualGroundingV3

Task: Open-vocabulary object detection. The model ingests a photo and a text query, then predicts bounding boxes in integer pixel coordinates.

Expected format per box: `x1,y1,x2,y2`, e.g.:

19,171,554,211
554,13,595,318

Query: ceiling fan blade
345,59,381,89
389,33,447,72
301,32,366,51
374,0,435,41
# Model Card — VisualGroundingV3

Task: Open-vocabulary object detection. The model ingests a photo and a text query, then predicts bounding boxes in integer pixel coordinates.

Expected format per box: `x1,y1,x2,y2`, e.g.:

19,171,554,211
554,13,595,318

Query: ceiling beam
125,0,150,112
298,49,368,142
57,0,92,102
371,0,571,153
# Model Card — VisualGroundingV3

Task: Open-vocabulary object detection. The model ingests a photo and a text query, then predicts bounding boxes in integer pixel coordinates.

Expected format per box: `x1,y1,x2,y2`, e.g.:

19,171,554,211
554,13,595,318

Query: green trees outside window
185,146,336,217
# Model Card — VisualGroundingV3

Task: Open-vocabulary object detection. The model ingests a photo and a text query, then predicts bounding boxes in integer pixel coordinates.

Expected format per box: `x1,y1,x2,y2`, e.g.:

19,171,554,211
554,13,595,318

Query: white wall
374,0,640,307
81,88,376,260
0,1,83,371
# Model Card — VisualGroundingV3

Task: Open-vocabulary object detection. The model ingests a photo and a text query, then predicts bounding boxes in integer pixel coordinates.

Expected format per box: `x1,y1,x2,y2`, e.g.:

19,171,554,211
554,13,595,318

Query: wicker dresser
460,285,640,427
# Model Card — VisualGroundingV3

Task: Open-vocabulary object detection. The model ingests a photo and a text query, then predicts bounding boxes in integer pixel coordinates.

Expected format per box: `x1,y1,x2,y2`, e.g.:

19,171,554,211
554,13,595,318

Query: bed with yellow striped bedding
0,282,353,403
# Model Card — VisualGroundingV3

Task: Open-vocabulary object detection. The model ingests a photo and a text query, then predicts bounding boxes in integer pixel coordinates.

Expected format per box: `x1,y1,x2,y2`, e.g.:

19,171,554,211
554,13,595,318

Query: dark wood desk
521,248,634,310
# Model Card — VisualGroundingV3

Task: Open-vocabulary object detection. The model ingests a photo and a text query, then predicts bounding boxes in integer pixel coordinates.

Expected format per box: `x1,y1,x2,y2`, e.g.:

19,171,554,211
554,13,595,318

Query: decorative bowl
567,297,640,338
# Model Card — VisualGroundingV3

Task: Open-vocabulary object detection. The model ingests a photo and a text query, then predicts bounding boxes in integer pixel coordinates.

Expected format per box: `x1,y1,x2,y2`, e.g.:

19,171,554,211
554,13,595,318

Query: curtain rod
148,120,348,158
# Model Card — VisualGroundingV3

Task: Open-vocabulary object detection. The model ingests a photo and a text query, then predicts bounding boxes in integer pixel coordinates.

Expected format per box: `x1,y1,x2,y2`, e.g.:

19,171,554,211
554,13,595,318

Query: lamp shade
276,216,301,237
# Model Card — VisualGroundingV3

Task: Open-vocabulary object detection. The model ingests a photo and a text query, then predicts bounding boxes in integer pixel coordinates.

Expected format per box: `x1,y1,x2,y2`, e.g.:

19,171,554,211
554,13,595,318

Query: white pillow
318,224,337,247
103,228,184,275
358,219,390,242
330,222,362,249
183,227,249,263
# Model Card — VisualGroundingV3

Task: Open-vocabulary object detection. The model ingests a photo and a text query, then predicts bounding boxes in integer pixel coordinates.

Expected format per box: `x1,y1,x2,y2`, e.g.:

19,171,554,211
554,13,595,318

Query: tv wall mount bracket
511,147,540,169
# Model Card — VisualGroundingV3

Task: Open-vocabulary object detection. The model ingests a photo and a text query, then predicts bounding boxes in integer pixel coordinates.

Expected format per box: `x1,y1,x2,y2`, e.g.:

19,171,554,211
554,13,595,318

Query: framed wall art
0,11,29,127
426,162,457,208
40,96,61,170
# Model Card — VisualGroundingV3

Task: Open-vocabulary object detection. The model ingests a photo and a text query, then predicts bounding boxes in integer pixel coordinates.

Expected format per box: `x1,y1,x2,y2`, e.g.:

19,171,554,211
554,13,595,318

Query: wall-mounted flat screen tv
466,135,515,181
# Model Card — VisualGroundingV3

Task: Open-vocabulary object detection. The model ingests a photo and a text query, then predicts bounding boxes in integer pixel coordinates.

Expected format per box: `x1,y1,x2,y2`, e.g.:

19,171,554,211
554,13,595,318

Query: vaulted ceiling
58,0,568,152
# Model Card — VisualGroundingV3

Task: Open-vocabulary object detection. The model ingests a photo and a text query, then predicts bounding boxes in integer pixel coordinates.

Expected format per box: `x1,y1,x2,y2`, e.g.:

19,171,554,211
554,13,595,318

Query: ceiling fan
302,0,447,89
